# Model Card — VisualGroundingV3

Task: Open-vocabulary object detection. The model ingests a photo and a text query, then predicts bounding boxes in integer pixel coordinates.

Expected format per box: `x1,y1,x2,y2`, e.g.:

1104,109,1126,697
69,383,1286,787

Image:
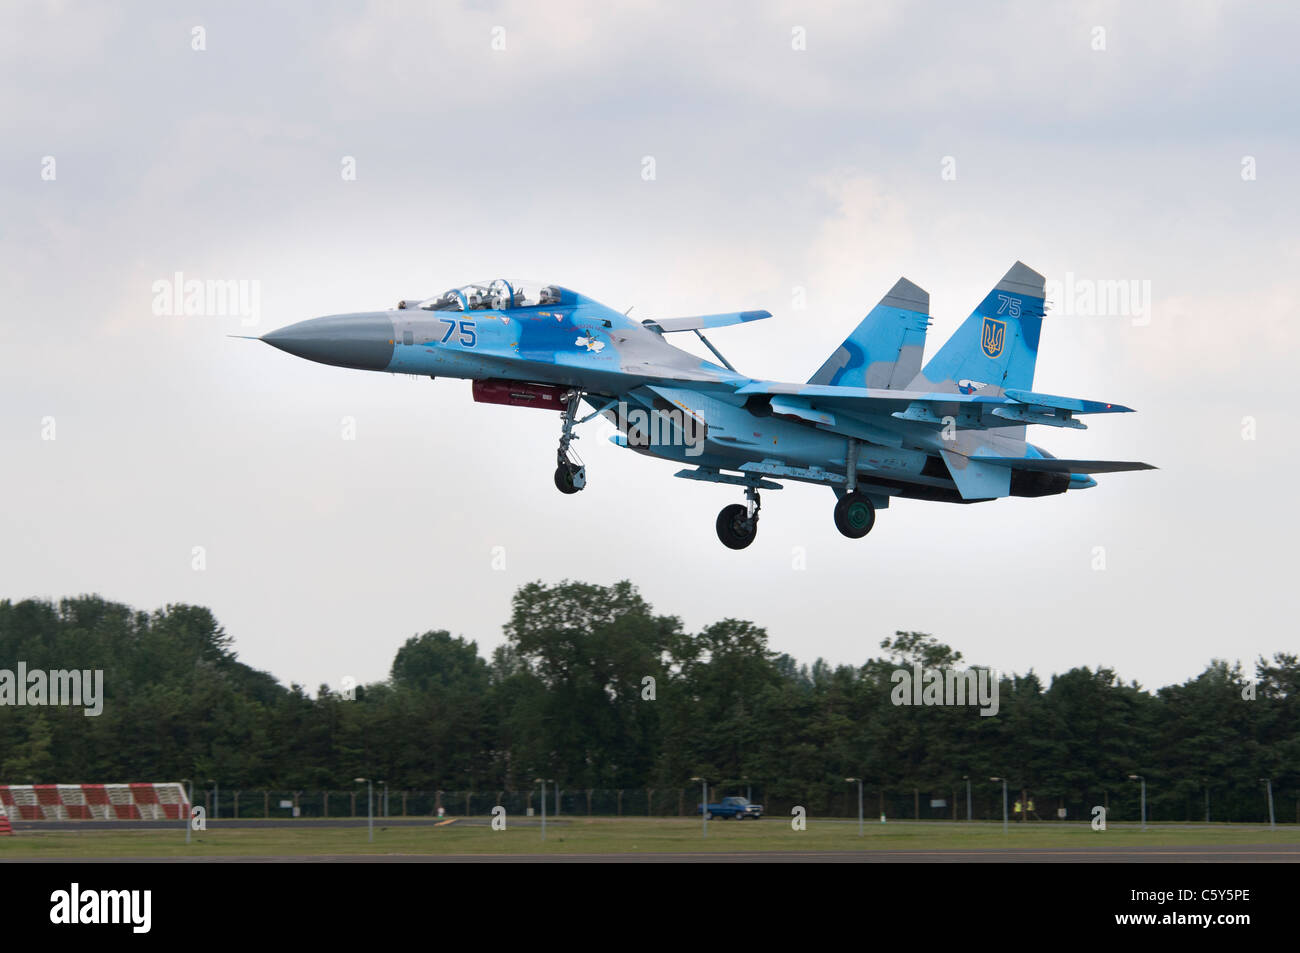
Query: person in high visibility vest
1013,799,1022,820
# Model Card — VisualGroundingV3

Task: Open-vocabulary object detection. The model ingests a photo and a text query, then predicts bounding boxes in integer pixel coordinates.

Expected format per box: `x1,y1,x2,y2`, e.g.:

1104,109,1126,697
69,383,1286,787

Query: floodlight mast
846,778,863,836
1128,774,1146,831
354,778,373,842
534,778,553,841
691,777,707,838
990,778,1008,833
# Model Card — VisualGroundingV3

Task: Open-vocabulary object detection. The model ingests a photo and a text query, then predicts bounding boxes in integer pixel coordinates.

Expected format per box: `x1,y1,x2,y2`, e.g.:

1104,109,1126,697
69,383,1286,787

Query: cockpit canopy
398,280,573,312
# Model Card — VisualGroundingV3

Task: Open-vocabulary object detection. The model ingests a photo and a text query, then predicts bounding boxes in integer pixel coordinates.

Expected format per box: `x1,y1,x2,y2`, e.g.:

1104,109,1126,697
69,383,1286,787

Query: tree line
0,583,1294,822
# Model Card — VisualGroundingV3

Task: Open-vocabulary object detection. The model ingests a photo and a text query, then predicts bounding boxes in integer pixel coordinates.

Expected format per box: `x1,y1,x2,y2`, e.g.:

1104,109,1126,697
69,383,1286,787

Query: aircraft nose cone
261,313,394,371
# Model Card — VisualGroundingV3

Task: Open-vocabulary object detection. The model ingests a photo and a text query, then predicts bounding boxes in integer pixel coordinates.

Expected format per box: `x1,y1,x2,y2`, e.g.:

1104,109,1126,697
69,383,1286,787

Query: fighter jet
257,264,1153,548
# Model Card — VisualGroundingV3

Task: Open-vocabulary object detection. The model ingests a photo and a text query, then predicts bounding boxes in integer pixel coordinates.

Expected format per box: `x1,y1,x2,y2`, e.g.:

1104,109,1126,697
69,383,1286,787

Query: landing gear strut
554,390,586,494
716,485,761,549
833,437,875,537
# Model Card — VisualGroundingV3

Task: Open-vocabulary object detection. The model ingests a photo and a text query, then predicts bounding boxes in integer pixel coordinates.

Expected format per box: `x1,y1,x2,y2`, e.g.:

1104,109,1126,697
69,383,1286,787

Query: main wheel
833,492,875,538
554,464,584,494
716,503,758,549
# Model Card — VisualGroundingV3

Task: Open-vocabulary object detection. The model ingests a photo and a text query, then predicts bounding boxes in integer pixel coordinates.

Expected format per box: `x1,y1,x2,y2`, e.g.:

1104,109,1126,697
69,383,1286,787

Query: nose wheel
554,461,585,494
716,488,761,549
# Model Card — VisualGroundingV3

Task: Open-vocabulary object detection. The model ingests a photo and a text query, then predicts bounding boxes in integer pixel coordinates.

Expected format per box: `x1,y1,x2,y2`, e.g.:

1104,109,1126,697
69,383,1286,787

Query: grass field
1,818,1297,858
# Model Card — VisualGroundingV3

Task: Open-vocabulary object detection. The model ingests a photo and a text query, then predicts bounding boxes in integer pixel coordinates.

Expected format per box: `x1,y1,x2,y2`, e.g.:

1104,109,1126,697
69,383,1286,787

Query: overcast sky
3,0,1297,694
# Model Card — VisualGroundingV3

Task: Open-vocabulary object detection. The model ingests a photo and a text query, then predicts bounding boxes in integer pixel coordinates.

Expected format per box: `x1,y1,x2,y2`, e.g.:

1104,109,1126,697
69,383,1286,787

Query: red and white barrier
0,783,189,821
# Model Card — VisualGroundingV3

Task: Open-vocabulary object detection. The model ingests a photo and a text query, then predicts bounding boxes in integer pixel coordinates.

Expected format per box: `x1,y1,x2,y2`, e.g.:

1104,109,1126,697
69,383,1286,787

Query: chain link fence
195,785,1296,825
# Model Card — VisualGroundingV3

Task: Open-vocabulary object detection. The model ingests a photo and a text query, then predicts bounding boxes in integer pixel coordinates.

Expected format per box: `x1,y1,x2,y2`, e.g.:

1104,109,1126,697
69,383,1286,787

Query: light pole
846,778,863,836
1260,779,1275,830
990,778,1008,834
963,776,972,822
1128,774,1146,831
534,778,553,841
354,777,373,842
181,778,192,844
691,777,707,838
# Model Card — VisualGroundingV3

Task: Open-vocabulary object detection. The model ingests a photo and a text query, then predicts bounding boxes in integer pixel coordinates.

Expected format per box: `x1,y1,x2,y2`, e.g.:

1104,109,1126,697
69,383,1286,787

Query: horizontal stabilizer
971,457,1157,474
643,310,772,334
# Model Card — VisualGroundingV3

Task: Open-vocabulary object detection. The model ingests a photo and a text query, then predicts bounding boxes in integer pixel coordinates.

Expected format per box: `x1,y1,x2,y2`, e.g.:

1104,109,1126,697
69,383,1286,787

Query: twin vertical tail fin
806,276,930,387
807,278,930,389
909,261,1046,396
809,262,1047,397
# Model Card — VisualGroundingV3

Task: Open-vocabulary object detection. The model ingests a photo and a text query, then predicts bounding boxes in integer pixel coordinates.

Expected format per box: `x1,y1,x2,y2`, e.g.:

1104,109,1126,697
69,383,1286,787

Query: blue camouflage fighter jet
258,264,1154,548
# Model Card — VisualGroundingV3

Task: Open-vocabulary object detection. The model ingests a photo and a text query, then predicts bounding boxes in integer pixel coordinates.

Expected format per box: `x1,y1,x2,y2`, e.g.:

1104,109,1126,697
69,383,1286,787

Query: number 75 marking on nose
438,319,478,347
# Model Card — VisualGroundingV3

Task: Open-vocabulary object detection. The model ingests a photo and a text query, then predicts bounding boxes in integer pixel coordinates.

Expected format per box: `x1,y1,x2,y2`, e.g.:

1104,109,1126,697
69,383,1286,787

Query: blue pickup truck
697,796,763,820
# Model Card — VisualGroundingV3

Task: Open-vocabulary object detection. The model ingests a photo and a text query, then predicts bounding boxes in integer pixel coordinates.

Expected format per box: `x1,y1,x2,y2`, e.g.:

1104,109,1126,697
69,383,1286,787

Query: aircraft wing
1001,390,1134,414
735,382,1137,429
736,381,996,415
642,310,773,333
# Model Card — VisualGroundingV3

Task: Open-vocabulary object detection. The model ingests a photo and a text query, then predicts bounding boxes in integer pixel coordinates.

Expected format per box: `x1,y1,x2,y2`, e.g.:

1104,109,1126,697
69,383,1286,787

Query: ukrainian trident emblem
981,317,1006,358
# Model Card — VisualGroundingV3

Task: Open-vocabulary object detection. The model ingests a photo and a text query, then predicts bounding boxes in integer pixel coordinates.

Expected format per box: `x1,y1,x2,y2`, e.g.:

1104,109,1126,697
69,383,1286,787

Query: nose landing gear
554,390,586,494
716,485,761,549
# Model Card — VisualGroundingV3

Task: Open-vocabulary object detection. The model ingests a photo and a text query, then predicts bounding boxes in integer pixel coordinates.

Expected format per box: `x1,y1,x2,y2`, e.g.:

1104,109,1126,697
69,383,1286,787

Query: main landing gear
715,485,761,550
554,389,586,494
833,492,875,538
832,437,875,538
